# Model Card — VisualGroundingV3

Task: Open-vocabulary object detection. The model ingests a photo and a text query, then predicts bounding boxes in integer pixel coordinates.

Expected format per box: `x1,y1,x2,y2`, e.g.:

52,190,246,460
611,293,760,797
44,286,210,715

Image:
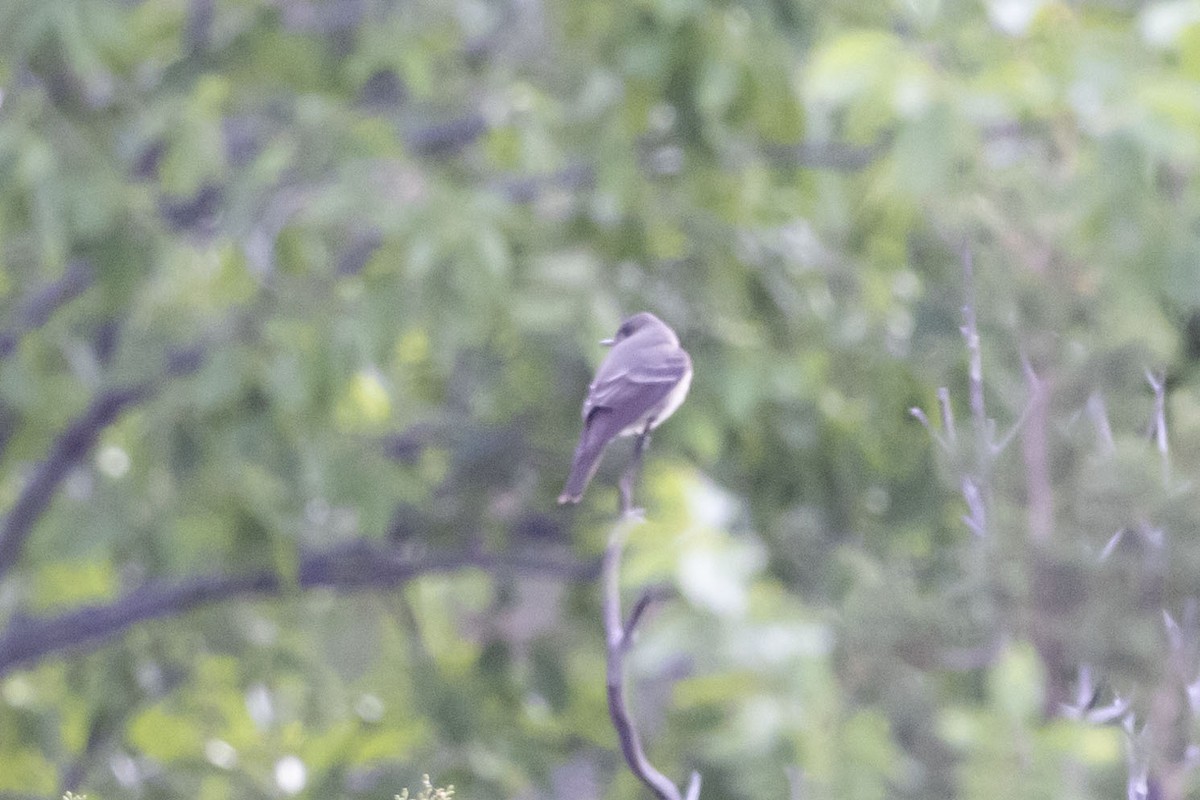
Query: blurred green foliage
3,0,1200,797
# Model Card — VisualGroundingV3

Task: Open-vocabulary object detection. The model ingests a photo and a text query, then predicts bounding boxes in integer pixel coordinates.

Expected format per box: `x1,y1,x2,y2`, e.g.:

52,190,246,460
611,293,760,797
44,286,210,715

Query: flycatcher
558,312,693,504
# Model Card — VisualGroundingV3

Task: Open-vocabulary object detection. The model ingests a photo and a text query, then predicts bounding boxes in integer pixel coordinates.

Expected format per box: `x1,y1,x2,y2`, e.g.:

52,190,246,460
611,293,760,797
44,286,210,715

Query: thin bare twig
937,387,957,445
909,406,949,451
1098,529,1126,563
960,478,986,538
623,584,674,644
1086,375,1188,799
618,432,651,518
958,247,992,537
1139,374,1191,800
603,431,700,800
909,384,956,453
960,247,986,448
1139,603,1200,800
990,359,1042,456
1146,370,1170,488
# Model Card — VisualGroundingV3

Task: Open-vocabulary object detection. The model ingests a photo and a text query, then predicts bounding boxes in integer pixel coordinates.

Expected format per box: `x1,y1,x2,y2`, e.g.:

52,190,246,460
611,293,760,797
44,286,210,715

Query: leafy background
2,0,1200,797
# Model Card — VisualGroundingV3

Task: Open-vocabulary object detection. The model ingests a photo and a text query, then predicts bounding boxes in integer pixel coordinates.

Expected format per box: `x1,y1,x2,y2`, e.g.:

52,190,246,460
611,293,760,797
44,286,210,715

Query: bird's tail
558,424,608,504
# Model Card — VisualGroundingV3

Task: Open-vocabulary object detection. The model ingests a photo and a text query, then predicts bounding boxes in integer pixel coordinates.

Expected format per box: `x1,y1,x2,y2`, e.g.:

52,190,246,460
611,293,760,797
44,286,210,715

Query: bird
558,312,692,504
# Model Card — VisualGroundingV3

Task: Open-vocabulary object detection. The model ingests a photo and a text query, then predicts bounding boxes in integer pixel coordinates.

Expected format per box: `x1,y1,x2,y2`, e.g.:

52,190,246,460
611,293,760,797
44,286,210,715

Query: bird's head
600,312,673,347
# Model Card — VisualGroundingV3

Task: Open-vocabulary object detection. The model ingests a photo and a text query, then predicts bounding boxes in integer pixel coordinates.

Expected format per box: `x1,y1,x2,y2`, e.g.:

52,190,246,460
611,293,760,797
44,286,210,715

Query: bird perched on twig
558,312,692,504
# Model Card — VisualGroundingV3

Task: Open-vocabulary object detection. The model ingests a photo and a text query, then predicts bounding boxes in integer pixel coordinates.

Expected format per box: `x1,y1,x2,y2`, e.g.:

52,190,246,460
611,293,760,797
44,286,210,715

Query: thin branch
0,542,600,677
909,406,949,451
960,247,986,448
0,344,207,581
0,383,152,579
0,260,94,361
618,432,651,519
960,478,986,538
937,387,957,445
956,246,993,538
990,359,1042,456
1060,664,1130,724
604,431,700,800
1087,392,1116,456
1147,370,1170,488
909,406,933,433
623,584,674,644
1099,529,1126,563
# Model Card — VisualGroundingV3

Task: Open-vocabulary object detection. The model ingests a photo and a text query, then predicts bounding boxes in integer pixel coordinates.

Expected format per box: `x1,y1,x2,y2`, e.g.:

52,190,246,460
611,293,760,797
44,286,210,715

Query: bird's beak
600,337,615,346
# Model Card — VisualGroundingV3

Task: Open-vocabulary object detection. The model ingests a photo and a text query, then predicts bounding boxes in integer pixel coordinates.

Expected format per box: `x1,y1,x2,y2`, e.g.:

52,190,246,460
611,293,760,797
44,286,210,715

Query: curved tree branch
0,541,599,677
604,432,701,800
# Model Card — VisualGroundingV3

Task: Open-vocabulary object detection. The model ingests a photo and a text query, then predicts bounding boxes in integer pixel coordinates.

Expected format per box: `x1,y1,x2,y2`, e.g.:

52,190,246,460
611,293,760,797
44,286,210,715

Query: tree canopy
3,0,1200,798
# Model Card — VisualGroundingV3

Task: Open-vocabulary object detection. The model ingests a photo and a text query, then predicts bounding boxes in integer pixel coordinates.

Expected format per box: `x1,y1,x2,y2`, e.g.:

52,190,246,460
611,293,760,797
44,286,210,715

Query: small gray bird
558,312,692,504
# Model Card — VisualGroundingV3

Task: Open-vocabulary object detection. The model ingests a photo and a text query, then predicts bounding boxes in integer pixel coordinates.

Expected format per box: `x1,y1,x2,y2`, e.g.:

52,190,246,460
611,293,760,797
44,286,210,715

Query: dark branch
623,584,674,644
0,344,209,581
0,384,151,579
0,541,600,677
0,260,94,360
603,431,700,800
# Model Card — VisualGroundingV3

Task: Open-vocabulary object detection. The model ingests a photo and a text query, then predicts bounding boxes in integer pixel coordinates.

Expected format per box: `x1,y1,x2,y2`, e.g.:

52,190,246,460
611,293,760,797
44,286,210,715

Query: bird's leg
635,425,652,456
618,423,653,519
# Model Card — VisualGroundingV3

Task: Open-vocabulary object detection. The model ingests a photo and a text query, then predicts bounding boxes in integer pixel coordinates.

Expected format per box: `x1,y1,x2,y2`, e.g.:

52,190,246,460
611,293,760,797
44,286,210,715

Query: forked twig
603,430,701,800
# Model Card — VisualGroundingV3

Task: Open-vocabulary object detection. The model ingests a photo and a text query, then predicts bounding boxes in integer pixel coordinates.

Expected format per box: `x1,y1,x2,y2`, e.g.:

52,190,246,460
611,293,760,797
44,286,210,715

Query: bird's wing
561,343,689,503
583,346,689,422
